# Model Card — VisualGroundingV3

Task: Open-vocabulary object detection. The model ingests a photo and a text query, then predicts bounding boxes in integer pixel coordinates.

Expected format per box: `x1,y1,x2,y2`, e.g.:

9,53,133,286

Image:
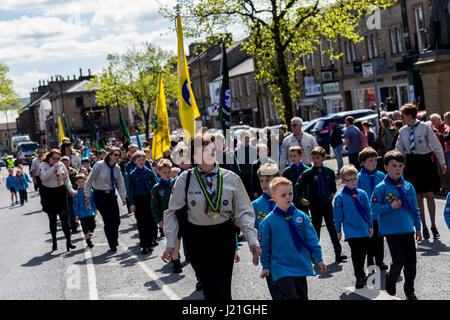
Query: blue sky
0,0,183,98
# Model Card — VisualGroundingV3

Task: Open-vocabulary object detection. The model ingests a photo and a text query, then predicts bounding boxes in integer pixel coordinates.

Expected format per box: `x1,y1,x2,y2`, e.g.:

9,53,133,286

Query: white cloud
0,16,90,45
10,70,51,97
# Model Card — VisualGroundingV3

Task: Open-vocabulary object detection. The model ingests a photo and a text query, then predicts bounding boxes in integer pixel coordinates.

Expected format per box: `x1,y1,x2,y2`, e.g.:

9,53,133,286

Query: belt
93,189,115,194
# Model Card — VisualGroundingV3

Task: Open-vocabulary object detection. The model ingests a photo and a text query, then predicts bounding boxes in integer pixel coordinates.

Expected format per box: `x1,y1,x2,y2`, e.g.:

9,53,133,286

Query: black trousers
18,189,27,205
183,219,236,301
385,233,417,296
310,203,342,255
47,210,71,243
35,176,43,196
276,276,308,300
133,194,157,248
367,220,385,266
348,237,370,279
266,273,282,300
93,190,121,249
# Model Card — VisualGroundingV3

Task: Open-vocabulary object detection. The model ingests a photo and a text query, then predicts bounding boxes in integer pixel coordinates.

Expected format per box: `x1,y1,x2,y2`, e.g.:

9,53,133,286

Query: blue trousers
93,191,121,249
333,144,344,173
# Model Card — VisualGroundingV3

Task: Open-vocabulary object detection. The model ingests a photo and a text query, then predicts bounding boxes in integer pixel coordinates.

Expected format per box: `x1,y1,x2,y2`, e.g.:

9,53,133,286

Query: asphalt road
0,164,449,300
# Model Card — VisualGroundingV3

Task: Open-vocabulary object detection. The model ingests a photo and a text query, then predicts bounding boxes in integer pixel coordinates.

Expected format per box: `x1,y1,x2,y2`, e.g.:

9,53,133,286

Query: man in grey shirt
344,116,362,171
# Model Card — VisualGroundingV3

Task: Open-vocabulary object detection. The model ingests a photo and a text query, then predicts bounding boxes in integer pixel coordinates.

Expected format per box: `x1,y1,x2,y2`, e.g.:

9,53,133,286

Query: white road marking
83,244,99,300
119,245,180,300
343,287,402,300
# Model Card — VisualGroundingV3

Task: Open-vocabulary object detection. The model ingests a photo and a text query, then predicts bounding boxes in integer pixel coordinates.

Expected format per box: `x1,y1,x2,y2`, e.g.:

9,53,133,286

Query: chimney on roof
79,68,83,77
39,80,41,86
50,76,54,82
88,69,91,76
67,76,70,80
73,75,76,80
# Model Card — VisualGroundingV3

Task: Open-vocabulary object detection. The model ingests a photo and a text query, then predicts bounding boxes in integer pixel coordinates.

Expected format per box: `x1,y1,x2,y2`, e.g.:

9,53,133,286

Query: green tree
161,0,396,124
0,62,21,108
89,43,177,139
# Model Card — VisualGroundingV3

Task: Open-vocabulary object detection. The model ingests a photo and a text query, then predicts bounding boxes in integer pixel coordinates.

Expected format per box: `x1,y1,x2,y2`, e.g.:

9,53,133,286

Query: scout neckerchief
17,175,23,186
409,120,420,154
361,167,377,194
273,204,312,254
313,164,326,198
290,161,305,180
9,173,15,183
384,175,415,213
341,186,370,225
195,166,223,214
105,161,116,190
159,177,173,191
262,192,276,211
177,168,184,176
135,166,151,193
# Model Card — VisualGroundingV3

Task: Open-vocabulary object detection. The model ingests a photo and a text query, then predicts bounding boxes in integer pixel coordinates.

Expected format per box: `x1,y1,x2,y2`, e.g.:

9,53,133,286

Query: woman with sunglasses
39,149,78,251
162,132,261,301
84,147,127,252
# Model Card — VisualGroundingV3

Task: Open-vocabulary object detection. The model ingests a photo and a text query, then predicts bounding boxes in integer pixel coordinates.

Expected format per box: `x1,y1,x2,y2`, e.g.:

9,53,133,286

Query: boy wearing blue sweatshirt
357,147,388,270
259,177,327,300
371,151,422,300
73,174,97,248
129,151,158,255
17,164,31,203
15,169,29,206
251,163,281,299
334,165,373,289
6,168,18,206
444,192,450,230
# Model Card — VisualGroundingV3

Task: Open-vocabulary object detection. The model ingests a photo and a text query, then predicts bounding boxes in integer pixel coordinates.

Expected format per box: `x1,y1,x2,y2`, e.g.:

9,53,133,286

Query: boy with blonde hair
334,165,373,289
259,177,326,300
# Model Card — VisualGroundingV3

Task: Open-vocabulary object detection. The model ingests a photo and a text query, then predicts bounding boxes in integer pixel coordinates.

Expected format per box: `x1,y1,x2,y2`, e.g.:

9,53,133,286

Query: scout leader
162,132,261,301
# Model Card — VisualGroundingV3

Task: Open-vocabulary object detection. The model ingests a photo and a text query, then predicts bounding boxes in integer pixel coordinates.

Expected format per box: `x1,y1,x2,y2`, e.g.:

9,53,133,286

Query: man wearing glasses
280,117,318,171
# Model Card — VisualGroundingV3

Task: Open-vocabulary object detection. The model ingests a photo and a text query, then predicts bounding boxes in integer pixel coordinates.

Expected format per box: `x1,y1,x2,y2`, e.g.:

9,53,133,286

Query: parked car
16,141,39,165
302,118,320,134
311,109,377,153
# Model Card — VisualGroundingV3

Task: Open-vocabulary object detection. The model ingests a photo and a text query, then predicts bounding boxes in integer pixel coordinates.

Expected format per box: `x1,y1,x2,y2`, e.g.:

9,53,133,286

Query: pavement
0,163,449,300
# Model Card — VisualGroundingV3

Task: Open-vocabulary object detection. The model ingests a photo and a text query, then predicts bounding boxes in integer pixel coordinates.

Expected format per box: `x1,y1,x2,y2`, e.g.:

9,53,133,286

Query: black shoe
406,293,418,300
423,228,430,239
430,227,440,239
52,241,57,251
109,247,117,252
335,254,348,263
173,259,182,273
86,239,94,248
195,281,203,291
385,273,396,296
355,277,365,289
377,263,389,271
141,247,149,254
66,242,76,251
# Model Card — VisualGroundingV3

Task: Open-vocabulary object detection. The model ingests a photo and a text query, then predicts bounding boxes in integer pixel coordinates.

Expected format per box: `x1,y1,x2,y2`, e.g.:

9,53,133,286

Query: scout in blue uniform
73,174,97,248
251,163,281,299
14,169,29,206
128,151,158,255
371,151,422,300
6,168,18,206
334,165,373,289
284,146,309,212
445,192,450,230
357,147,388,270
296,146,347,262
250,144,276,200
259,177,327,300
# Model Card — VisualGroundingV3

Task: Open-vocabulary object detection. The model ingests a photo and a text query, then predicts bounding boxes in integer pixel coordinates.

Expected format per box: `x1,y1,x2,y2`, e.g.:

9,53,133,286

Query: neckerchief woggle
314,165,326,198
273,204,312,255
384,175,416,213
195,166,223,212
290,161,305,179
361,167,377,194
341,186,370,225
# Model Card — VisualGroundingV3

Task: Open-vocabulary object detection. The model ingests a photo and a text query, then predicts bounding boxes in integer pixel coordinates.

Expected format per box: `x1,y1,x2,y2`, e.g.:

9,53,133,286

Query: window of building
351,42,356,62
246,79,251,96
320,42,324,67
366,34,378,59
302,50,306,67
414,6,427,51
390,28,404,55
345,41,351,64
310,52,315,69
76,97,84,107
390,29,398,54
231,80,235,98
397,28,404,53
329,40,334,65
238,79,243,97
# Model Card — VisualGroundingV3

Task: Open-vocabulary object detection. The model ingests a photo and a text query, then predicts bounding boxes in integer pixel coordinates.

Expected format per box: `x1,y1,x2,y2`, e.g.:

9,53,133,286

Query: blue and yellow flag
176,15,200,141
152,76,172,161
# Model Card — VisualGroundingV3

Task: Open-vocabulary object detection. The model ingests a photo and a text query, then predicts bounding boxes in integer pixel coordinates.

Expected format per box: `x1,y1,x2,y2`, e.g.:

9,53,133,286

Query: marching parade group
4,103,450,301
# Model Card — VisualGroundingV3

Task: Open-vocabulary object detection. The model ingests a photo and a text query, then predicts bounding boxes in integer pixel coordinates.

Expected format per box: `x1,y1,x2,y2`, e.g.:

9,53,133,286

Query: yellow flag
177,15,200,141
152,77,172,161
57,117,65,144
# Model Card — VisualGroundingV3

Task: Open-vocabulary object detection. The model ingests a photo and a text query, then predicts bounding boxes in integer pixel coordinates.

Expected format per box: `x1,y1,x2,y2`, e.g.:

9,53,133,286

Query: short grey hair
291,117,303,125
429,113,442,121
